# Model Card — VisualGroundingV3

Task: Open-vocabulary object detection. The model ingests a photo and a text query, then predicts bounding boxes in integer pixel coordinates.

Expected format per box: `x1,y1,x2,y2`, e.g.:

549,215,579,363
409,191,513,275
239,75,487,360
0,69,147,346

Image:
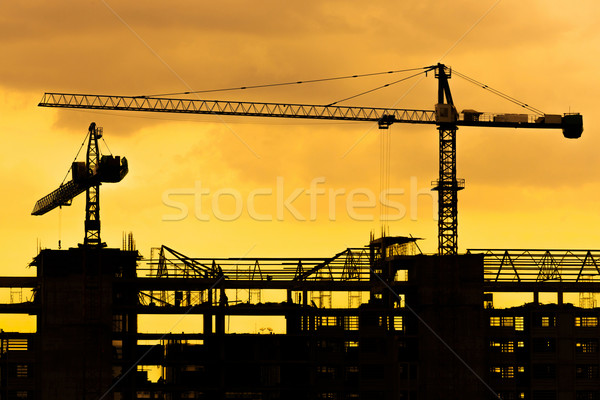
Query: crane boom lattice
38,93,438,126
32,181,86,216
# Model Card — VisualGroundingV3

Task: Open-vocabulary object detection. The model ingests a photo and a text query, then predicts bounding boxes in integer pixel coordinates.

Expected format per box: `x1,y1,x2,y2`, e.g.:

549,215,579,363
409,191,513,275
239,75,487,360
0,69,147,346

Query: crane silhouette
32,122,129,247
37,64,582,254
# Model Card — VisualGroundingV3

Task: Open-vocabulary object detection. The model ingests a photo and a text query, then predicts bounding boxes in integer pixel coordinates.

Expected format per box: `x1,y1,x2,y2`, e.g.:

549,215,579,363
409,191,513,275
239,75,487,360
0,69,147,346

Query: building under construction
1,236,600,400
1,64,592,399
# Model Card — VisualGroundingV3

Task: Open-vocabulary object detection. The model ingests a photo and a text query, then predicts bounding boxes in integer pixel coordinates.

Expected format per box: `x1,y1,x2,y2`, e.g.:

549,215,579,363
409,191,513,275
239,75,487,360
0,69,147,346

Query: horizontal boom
39,93,582,137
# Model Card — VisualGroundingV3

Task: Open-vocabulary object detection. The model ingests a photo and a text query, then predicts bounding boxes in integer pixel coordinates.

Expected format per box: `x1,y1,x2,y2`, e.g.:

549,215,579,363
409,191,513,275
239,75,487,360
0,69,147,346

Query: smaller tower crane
32,122,129,247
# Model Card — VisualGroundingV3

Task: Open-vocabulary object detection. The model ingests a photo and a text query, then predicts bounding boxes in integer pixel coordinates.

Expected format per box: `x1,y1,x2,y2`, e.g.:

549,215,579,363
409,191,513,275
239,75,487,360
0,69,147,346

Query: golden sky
0,0,599,281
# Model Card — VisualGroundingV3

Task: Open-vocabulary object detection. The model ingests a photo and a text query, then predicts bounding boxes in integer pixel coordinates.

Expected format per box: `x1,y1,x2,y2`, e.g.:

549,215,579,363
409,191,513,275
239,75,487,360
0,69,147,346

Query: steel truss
137,245,372,308
469,249,600,282
433,126,464,255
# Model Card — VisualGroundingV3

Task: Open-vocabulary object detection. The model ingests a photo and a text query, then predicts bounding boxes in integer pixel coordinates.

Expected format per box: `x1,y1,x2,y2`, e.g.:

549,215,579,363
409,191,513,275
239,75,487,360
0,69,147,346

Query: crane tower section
432,64,464,255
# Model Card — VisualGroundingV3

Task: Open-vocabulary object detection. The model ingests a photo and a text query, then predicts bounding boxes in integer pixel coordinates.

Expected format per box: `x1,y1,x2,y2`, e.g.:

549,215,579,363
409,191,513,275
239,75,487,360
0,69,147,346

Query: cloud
3,1,570,92
1,0,598,262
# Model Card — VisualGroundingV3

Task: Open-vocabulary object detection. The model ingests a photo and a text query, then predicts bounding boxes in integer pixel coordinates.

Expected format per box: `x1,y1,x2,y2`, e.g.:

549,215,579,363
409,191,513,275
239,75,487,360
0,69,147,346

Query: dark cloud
0,1,579,94
0,0,598,263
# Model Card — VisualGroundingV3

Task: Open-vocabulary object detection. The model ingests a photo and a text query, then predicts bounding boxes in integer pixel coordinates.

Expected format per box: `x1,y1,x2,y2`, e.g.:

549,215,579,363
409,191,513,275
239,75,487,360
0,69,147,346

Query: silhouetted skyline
0,0,597,291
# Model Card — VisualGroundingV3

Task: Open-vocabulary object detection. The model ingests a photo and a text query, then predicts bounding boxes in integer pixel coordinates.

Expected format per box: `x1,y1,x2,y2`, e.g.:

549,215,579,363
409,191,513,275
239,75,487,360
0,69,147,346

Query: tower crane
32,122,129,246
37,64,583,255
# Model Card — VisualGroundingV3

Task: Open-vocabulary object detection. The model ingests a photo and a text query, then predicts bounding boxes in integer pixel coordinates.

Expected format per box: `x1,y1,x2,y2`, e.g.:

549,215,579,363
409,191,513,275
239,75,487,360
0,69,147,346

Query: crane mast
85,122,102,246
37,64,583,254
432,64,464,255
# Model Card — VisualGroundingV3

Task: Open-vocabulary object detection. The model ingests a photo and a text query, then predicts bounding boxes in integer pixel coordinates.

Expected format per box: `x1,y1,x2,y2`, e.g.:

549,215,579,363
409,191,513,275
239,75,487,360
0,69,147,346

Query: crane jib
38,93,437,124
38,93,582,137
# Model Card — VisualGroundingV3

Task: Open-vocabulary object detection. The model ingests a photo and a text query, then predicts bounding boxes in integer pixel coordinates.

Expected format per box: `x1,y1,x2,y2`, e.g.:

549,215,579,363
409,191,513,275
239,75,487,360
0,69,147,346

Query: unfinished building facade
1,237,600,400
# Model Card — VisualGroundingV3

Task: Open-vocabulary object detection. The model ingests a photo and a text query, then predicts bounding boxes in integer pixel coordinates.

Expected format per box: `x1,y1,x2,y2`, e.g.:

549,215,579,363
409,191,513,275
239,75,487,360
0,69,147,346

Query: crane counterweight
561,113,584,139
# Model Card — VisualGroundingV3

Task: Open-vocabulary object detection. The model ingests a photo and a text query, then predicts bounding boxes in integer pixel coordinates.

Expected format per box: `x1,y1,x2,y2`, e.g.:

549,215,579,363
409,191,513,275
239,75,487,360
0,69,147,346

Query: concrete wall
35,248,137,400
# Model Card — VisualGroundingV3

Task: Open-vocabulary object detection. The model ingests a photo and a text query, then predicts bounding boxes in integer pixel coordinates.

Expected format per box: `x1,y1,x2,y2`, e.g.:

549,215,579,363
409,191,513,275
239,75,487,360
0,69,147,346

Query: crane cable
326,69,430,106
58,207,62,250
57,128,95,249
452,69,545,115
101,137,113,156
379,126,392,236
60,131,90,186
56,128,93,249
58,128,113,188
137,67,430,98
